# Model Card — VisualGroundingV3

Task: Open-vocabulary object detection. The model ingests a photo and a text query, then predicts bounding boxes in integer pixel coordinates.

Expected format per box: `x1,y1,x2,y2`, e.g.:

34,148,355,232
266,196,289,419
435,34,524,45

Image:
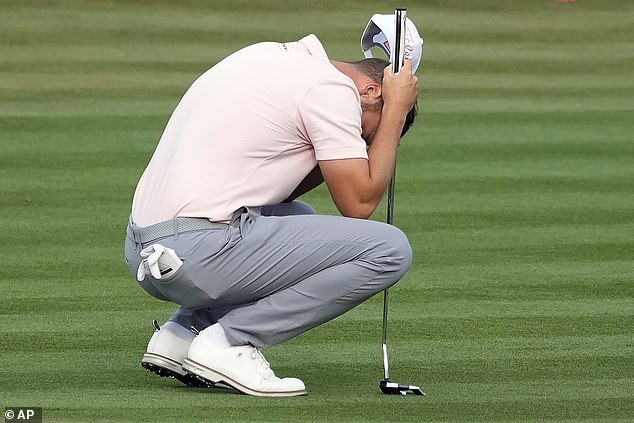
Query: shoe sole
182,358,307,397
142,353,213,388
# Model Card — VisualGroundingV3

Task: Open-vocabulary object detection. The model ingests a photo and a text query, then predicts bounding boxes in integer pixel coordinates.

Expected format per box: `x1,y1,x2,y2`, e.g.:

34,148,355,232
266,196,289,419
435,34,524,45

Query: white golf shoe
182,330,307,397
141,320,212,388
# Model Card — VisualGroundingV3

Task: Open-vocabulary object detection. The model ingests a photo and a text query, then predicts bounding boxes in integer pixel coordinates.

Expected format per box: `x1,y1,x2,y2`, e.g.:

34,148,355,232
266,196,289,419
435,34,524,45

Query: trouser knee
374,224,413,286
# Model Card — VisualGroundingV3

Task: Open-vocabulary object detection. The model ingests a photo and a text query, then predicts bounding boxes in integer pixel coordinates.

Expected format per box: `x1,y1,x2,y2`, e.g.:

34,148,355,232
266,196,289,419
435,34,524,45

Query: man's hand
381,59,419,118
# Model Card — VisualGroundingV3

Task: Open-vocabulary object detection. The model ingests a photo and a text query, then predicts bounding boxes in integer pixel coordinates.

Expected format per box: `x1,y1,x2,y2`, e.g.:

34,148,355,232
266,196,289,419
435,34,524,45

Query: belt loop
172,218,179,240
129,217,141,249
231,207,247,224
133,228,142,250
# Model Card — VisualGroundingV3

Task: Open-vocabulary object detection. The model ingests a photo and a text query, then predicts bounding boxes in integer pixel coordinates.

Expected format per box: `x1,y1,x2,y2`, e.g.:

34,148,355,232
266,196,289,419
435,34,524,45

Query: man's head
338,58,418,144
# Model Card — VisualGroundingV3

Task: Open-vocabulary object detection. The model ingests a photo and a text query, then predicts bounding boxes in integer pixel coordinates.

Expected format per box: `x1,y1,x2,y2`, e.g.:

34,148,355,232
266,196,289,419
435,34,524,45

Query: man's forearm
365,106,406,202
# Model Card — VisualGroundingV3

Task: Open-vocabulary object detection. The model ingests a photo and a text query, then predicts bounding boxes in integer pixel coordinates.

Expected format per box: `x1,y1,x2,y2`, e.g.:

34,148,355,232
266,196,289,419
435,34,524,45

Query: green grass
1,0,633,422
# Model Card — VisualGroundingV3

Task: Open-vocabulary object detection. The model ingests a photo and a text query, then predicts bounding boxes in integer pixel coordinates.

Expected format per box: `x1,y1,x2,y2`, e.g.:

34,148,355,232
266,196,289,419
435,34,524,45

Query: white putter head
361,12,424,73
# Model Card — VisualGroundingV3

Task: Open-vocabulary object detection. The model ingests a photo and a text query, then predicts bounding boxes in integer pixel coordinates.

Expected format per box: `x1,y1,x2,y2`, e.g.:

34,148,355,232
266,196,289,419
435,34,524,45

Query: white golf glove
136,244,183,282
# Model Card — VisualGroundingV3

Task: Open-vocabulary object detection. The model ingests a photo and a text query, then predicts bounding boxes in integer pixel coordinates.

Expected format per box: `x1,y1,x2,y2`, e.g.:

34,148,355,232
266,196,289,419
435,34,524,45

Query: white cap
361,13,424,73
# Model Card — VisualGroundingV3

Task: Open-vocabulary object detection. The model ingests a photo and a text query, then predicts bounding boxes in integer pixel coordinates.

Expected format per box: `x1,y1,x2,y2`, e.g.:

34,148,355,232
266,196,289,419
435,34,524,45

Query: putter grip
393,8,407,73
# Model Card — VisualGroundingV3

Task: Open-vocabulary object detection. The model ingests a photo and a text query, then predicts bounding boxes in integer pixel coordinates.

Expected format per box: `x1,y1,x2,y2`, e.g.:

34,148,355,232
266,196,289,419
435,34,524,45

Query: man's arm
320,62,418,219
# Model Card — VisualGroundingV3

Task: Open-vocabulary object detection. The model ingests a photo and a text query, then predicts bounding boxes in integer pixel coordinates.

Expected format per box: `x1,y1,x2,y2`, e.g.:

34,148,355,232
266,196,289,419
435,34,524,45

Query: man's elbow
338,202,377,220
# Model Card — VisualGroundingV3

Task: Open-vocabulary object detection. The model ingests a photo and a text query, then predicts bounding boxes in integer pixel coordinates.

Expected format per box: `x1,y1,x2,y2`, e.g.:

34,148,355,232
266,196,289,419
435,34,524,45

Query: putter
378,8,425,397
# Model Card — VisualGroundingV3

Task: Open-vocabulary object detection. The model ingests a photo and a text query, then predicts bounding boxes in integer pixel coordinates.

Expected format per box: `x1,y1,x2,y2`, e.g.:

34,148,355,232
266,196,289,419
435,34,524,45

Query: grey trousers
124,202,413,348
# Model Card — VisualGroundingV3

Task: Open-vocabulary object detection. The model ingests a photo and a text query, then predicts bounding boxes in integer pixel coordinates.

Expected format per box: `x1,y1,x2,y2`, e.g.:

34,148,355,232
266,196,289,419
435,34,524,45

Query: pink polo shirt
131,34,368,226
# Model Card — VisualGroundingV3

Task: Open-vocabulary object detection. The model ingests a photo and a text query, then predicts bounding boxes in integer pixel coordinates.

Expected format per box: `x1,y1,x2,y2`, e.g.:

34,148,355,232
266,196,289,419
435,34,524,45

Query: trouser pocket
134,243,215,309
145,265,215,310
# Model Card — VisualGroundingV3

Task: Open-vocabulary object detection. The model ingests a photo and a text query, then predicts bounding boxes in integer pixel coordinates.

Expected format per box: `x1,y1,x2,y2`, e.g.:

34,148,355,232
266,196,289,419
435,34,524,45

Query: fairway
1,1,633,422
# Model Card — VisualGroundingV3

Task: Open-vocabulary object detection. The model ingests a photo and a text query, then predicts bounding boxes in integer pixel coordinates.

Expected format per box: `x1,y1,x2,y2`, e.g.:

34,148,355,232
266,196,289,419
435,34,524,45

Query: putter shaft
381,6,406,388
379,8,425,397
381,289,390,380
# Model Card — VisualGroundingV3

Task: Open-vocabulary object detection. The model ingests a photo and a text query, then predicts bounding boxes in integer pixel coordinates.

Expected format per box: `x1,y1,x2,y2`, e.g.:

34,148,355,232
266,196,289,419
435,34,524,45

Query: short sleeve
297,76,369,161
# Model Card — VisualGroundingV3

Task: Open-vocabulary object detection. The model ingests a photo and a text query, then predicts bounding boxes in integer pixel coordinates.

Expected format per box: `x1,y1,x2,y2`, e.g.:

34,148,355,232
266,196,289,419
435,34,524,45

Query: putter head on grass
379,379,425,396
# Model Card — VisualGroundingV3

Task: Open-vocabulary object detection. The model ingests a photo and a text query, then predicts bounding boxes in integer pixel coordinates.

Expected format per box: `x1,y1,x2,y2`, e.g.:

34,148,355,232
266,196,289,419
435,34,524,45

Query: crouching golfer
124,34,418,397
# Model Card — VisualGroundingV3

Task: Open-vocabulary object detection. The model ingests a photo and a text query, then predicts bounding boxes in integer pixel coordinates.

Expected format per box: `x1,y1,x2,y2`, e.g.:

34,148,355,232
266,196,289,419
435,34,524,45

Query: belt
129,217,228,244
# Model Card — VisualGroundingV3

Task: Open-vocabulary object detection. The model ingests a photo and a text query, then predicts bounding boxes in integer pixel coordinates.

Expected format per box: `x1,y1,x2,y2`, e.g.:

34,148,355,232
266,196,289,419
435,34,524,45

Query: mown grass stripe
1,0,632,421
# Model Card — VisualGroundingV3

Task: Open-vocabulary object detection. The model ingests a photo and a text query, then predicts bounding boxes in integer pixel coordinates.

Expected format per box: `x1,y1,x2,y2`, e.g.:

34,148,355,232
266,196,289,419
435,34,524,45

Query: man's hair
350,58,418,137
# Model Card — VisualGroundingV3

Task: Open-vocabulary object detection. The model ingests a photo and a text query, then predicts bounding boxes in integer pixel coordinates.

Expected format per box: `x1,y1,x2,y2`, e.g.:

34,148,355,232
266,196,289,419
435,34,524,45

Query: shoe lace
249,347,274,379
